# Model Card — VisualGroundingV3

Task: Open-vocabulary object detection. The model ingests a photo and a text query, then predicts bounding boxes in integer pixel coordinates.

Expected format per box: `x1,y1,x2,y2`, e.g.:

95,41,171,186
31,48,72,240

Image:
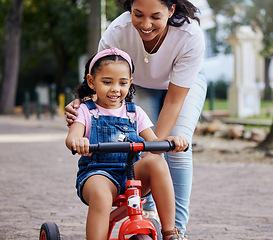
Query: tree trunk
87,0,101,55
0,0,24,114
257,120,273,150
263,57,272,100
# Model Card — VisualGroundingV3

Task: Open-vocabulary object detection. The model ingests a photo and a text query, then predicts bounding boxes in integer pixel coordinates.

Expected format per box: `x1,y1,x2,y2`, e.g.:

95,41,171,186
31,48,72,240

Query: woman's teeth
141,29,153,34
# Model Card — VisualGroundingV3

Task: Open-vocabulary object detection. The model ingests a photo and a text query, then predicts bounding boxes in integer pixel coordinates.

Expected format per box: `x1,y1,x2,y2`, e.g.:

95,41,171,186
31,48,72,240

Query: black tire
39,222,61,240
148,218,162,240
129,234,153,240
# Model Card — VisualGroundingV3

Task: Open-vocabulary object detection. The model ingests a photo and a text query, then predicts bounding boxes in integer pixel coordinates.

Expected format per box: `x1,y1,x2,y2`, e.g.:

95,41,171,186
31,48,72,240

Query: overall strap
126,102,136,113
126,101,136,125
84,99,97,110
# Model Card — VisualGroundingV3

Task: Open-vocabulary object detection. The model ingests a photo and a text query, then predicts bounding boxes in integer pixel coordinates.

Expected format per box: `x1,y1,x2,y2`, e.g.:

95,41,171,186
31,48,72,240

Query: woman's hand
65,99,81,125
70,137,92,156
167,136,188,152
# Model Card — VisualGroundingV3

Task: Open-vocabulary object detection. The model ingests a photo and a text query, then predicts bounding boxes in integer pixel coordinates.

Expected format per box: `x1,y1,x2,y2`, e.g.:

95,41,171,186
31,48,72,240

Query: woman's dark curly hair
121,0,200,26
74,54,136,102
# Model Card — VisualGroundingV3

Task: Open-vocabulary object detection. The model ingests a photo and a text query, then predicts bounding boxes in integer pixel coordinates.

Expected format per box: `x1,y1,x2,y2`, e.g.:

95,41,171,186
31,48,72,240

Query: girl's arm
154,83,189,140
65,122,91,156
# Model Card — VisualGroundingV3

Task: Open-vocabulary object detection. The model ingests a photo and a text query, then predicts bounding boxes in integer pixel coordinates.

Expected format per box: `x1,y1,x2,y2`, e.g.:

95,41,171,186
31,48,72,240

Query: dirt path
0,115,272,240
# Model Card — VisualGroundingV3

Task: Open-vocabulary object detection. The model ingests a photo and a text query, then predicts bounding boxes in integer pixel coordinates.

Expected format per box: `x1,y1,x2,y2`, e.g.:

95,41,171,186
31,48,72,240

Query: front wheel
39,222,61,240
129,234,153,240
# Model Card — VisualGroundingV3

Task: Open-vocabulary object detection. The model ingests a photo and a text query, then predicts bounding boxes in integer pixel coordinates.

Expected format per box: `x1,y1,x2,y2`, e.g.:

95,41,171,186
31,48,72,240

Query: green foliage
249,0,273,58
106,0,123,21
207,0,273,58
206,80,230,100
1,0,125,107
23,0,88,67
14,0,89,103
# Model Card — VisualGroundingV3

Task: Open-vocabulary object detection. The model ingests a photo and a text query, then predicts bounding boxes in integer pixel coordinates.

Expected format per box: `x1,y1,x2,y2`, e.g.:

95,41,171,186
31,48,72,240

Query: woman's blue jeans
134,71,207,234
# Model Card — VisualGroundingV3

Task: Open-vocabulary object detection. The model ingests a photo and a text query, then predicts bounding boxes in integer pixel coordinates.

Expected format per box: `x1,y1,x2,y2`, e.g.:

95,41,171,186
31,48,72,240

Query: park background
0,0,273,239
0,0,272,150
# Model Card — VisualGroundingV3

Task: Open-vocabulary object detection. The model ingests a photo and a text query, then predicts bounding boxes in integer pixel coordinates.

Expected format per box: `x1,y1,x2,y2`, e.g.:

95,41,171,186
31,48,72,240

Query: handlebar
72,140,188,155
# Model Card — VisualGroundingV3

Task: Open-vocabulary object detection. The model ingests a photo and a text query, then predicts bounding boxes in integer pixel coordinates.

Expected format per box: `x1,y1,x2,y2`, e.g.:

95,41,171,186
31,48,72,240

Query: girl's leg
134,153,175,233
82,175,118,240
166,71,207,233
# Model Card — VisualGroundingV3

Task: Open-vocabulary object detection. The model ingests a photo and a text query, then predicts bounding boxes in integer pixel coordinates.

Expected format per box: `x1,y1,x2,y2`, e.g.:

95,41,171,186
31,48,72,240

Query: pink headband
89,48,133,74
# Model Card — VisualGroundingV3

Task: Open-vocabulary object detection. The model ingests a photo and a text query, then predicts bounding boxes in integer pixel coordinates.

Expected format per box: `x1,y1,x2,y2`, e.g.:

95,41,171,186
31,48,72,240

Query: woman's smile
141,29,154,34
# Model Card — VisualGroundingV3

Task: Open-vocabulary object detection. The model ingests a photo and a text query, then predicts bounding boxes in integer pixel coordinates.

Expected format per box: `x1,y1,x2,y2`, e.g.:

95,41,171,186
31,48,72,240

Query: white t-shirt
75,102,154,138
98,12,205,90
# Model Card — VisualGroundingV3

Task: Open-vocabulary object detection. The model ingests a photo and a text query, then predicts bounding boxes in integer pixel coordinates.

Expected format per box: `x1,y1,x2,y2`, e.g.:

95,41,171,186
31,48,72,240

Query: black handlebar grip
96,142,131,153
168,141,189,152
166,141,189,152
169,141,176,151
71,144,100,155
89,144,100,153
142,140,175,152
71,148,77,155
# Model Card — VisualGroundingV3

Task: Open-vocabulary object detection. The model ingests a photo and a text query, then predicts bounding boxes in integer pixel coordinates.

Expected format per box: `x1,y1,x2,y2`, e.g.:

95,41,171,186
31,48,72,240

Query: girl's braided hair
121,0,200,26
74,54,136,102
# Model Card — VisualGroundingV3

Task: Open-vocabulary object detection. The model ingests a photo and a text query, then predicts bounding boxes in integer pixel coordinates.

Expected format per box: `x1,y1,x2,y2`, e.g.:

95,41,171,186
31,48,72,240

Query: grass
203,99,273,121
203,99,228,111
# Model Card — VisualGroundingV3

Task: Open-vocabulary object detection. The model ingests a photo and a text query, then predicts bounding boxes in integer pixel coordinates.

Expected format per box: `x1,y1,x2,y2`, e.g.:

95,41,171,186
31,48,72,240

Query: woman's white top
98,11,205,90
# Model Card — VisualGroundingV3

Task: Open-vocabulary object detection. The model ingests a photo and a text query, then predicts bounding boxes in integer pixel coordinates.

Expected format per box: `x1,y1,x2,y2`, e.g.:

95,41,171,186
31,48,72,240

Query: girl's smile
87,61,133,109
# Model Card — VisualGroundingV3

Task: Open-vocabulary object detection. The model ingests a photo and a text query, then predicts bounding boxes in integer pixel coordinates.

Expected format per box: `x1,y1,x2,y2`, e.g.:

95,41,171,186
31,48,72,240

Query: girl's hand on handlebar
65,99,81,125
167,136,188,152
71,137,92,156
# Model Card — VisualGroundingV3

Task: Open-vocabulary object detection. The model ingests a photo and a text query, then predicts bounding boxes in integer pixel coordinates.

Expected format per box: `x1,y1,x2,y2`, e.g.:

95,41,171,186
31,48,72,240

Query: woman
65,0,207,237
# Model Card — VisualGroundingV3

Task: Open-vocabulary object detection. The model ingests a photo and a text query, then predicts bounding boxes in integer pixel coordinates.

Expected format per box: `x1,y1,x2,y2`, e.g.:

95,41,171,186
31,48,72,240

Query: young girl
65,48,188,240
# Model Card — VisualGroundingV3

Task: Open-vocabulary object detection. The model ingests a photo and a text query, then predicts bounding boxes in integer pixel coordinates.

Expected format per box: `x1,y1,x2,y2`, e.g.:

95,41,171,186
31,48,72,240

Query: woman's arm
154,83,189,140
139,127,188,153
65,99,81,125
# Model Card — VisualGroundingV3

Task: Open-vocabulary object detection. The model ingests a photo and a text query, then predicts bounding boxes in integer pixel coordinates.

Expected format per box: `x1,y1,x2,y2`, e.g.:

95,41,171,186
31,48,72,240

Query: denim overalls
76,100,144,204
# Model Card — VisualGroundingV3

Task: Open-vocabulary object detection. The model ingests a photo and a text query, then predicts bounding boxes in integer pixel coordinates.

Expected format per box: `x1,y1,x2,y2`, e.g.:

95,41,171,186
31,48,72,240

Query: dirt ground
0,115,273,240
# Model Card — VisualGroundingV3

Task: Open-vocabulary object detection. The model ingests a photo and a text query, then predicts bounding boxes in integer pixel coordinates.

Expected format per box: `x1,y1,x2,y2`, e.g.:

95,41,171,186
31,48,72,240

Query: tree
207,0,273,150
22,0,88,94
0,0,89,113
258,120,273,151
248,0,273,101
88,0,123,55
0,0,24,114
88,0,101,55
207,0,273,100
